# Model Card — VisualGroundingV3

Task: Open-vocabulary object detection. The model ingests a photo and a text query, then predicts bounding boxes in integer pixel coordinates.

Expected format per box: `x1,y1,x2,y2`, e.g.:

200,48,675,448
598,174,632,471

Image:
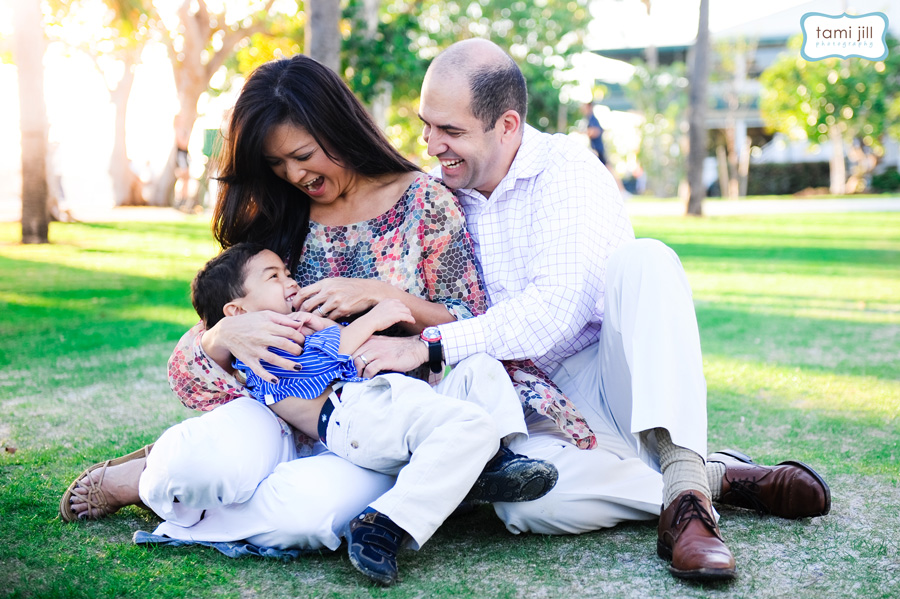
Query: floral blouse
168,174,597,454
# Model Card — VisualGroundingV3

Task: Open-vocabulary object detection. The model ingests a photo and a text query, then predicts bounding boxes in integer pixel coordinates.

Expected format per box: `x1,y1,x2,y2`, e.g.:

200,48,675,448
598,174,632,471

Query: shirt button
351,441,359,449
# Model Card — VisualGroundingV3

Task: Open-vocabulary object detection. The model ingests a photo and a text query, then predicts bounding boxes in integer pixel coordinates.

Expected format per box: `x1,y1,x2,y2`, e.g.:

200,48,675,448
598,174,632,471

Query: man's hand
354,335,429,378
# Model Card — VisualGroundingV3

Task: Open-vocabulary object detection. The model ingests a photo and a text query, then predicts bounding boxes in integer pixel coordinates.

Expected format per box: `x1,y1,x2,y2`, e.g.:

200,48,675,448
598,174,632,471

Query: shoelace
725,478,770,516
672,493,722,540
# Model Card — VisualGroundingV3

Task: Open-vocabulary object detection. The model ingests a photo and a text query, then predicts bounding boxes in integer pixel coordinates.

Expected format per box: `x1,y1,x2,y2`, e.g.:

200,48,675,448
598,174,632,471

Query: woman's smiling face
262,122,356,206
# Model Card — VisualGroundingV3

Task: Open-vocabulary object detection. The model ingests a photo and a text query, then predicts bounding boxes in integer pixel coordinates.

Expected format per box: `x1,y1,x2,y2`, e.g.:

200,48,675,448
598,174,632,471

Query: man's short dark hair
469,60,528,132
191,242,269,328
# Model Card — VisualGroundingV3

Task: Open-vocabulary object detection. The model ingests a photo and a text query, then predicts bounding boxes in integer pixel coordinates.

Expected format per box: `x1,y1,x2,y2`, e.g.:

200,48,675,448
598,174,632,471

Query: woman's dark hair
213,55,419,274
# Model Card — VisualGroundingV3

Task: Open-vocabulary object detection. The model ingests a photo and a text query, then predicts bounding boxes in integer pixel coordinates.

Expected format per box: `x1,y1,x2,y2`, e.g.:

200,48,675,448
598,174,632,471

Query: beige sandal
59,443,154,523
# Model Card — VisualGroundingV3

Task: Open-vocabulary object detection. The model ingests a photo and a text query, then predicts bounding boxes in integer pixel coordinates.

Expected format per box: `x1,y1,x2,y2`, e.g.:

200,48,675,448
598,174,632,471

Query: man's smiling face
418,73,507,197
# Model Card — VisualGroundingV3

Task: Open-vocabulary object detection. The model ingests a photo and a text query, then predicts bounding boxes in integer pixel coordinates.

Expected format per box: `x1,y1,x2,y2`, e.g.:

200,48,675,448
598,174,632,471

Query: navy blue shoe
347,508,404,586
465,446,559,503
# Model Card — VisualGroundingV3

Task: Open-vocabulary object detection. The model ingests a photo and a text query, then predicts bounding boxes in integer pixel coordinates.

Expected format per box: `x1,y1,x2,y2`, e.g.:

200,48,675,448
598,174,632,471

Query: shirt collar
456,124,547,203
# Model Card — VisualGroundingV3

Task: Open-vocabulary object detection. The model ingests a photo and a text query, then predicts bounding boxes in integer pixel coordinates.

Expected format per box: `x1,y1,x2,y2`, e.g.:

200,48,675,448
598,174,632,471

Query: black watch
420,326,443,374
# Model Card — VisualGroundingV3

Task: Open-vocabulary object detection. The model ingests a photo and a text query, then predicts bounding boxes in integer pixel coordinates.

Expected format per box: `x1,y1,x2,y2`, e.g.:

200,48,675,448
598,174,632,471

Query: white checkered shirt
437,125,635,373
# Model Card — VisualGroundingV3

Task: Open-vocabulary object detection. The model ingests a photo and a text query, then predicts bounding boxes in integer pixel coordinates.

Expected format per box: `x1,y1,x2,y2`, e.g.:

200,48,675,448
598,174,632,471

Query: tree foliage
343,0,592,157
33,0,593,201
224,0,592,160
224,18,305,89
760,35,900,189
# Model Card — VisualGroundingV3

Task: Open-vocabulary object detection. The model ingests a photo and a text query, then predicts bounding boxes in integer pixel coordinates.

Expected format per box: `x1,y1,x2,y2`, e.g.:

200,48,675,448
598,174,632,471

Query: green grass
628,193,900,202
1,213,898,598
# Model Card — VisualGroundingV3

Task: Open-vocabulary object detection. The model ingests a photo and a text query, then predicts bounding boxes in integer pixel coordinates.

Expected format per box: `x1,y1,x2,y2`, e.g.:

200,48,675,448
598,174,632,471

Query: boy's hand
288,310,335,335
295,277,391,320
366,299,415,331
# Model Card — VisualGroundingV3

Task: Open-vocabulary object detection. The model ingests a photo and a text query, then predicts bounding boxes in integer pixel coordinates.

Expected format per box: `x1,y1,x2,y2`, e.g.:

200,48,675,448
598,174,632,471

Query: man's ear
223,301,246,317
497,109,522,141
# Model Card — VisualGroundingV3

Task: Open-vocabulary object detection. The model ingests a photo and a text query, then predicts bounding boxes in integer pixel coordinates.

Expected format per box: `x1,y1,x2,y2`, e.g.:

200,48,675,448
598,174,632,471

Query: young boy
191,242,558,585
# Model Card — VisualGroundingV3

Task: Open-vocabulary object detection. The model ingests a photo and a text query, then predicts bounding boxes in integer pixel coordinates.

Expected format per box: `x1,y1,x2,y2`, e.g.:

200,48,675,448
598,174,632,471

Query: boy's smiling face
227,249,299,316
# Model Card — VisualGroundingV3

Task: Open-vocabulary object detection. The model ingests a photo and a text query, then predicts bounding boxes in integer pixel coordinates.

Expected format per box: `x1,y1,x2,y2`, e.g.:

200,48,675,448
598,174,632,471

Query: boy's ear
223,300,246,317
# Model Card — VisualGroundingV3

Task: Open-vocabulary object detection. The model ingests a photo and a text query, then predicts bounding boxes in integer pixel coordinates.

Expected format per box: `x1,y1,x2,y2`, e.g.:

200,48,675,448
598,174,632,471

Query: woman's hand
201,311,307,383
296,277,391,320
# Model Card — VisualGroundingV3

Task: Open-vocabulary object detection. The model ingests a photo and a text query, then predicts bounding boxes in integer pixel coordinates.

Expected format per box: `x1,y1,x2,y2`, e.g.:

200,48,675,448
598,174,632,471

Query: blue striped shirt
234,325,364,405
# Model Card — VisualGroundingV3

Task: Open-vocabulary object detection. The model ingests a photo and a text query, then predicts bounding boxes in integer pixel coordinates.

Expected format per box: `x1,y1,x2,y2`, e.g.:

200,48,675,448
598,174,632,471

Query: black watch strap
426,338,442,373
421,327,443,374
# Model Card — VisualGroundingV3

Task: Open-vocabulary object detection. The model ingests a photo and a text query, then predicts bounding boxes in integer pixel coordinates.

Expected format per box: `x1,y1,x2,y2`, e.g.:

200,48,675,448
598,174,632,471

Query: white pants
142,354,526,550
495,239,707,535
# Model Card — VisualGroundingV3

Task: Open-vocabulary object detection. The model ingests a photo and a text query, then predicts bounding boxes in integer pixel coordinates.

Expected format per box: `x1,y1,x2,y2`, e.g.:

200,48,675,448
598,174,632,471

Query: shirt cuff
439,316,488,366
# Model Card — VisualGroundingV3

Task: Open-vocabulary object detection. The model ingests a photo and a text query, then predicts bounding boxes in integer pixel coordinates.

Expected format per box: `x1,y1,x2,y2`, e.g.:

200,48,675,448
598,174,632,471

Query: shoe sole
343,521,398,586
465,460,559,503
347,549,397,586
709,449,832,517
58,444,154,523
657,540,737,581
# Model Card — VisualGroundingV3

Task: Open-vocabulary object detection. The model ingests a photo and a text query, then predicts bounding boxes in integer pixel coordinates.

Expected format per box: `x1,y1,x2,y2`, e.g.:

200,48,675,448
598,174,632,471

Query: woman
62,55,592,552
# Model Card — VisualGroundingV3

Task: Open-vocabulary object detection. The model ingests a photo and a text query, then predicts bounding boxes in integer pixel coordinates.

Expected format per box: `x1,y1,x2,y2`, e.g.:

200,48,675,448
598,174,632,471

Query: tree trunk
150,0,276,206
307,0,341,73
715,144,730,198
828,127,846,195
359,0,391,127
152,96,201,207
14,0,50,244
110,52,141,206
151,1,208,206
685,0,709,216
738,132,750,197
640,0,658,68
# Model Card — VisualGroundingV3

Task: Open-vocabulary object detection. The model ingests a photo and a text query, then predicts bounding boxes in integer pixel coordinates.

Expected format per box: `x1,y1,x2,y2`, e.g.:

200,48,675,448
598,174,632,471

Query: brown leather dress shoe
709,449,831,519
657,490,736,581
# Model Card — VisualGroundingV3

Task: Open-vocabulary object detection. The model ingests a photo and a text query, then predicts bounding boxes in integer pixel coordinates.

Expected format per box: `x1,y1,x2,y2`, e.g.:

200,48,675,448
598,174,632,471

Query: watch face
421,326,441,342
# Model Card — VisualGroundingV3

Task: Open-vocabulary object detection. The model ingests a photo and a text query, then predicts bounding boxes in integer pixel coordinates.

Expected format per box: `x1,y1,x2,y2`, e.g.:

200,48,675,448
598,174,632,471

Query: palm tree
307,0,341,73
685,0,709,216
13,0,50,243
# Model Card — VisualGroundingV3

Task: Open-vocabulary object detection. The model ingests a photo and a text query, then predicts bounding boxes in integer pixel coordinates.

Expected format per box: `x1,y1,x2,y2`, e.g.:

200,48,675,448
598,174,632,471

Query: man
581,101,607,164
358,39,830,581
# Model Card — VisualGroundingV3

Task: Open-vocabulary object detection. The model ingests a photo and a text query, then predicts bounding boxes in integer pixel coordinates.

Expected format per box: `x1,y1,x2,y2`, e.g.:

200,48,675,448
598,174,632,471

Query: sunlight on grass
0,220,218,281
706,356,900,417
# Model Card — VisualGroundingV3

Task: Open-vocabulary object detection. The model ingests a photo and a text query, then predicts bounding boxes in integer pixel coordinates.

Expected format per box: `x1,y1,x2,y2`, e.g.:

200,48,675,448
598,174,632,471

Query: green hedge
746,162,831,195
870,166,900,192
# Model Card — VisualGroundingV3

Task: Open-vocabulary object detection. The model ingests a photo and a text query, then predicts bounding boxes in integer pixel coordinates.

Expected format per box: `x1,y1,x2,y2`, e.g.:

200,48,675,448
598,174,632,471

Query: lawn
0,212,898,599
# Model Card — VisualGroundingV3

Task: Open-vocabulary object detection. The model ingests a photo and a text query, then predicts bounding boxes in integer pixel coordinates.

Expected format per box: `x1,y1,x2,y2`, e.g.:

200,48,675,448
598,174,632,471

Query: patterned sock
655,427,711,508
707,460,726,501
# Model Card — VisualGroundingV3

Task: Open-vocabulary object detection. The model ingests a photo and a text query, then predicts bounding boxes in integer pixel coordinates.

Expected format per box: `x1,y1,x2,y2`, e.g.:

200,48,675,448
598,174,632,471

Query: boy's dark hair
191,242,269,328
